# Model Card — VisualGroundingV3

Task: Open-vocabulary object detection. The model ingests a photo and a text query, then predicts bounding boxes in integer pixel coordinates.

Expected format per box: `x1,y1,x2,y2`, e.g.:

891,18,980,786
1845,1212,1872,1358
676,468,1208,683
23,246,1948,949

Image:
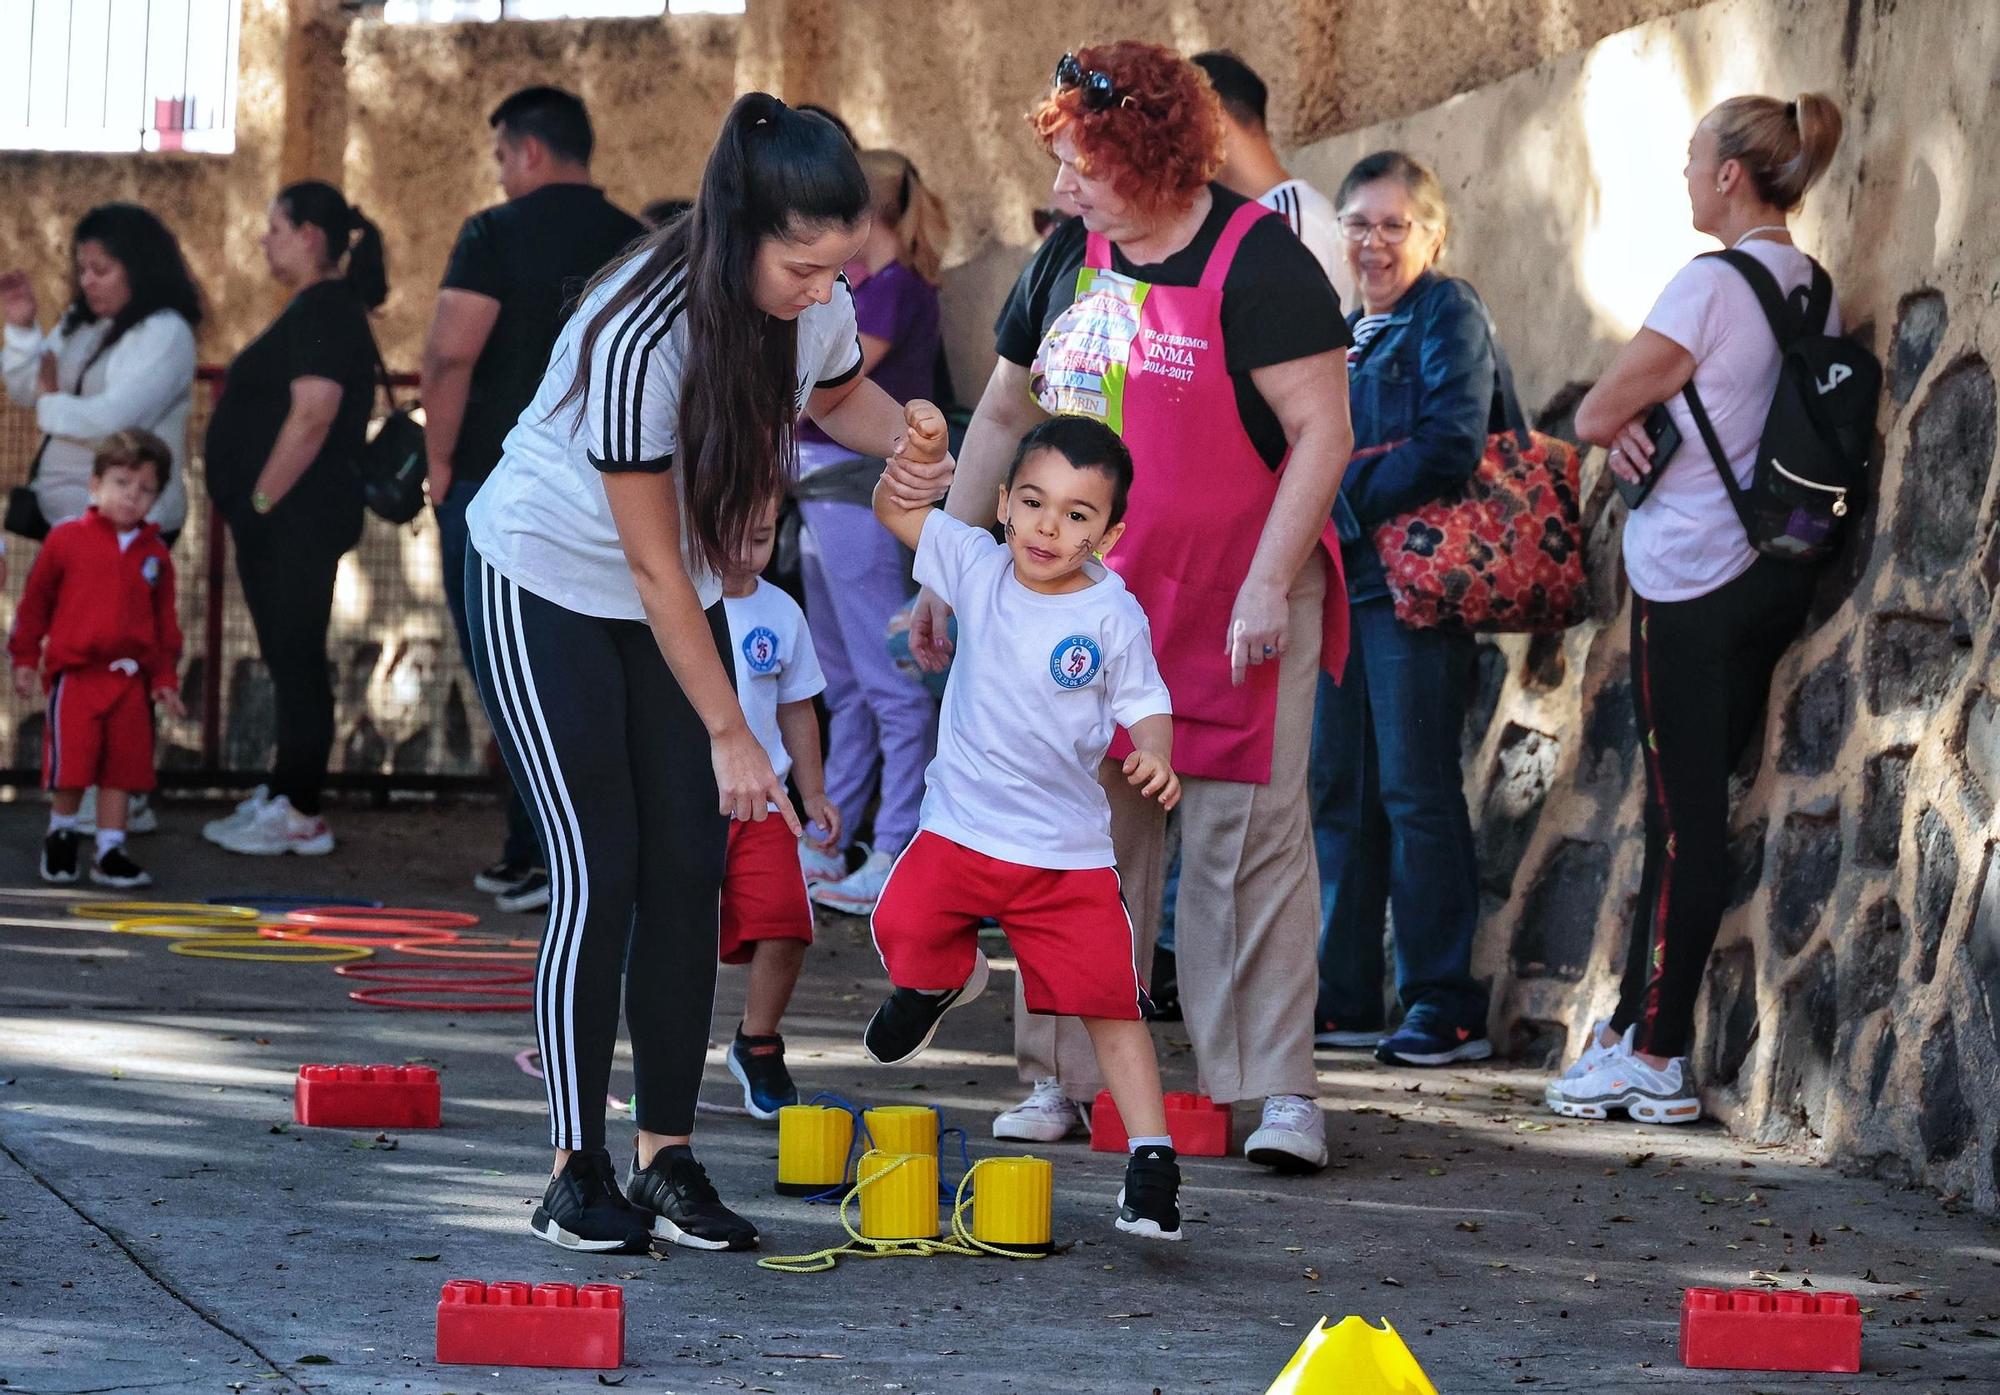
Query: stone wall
1292,0,2000,1208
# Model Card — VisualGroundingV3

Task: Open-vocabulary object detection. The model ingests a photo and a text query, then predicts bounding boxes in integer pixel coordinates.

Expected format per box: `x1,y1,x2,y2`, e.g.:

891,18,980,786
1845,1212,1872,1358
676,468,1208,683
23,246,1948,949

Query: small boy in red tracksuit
10,429,186,887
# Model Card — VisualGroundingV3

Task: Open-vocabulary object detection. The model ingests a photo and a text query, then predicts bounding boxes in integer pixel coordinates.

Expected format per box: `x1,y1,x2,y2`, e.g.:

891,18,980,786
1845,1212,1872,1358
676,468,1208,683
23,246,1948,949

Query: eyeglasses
1053,52,1126,112
1338,216,1422,245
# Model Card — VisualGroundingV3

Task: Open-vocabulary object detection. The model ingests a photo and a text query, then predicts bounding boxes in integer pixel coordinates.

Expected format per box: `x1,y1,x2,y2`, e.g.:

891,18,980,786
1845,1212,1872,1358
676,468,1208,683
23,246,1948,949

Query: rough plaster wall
1294,0,2000,1209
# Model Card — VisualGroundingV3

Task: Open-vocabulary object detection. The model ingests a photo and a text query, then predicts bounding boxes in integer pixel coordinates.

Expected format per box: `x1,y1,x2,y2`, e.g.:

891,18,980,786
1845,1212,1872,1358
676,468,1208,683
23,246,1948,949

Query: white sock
95,829,125,856
1128,1134,1173,1153
49,812,80,833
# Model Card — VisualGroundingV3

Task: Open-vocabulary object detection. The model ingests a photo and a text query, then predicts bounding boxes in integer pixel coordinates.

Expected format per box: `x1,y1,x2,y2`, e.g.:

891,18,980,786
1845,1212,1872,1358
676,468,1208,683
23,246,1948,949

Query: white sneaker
1548,1019,1632,1095
992,1077,1090,1143
203,786,270,845
809,848,895,915
212,795,334,857
1545,1051,1700,1124
1244,1095,1328,1173
125,792,158,835
74,787,98,834
799,841,846,887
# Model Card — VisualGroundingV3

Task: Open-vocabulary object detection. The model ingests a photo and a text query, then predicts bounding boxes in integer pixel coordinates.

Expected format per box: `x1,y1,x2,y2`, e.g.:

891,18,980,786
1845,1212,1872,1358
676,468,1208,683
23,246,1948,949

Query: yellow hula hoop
113,915,286,940
167,934,372,963
71,900,259,923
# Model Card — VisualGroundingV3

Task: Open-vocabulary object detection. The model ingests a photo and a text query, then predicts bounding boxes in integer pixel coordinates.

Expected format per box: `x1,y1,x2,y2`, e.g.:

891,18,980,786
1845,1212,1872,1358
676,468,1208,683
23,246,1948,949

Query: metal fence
0,367,493,792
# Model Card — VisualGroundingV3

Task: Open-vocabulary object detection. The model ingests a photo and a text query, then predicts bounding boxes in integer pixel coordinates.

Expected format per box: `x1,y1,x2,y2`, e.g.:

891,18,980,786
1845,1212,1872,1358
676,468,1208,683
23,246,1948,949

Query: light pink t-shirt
1624,240,1842,602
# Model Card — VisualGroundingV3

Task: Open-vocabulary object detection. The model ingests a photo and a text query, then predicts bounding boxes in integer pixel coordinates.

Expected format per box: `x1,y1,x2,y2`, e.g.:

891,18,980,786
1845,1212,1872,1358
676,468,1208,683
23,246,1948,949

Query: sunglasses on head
1053,52,1126,112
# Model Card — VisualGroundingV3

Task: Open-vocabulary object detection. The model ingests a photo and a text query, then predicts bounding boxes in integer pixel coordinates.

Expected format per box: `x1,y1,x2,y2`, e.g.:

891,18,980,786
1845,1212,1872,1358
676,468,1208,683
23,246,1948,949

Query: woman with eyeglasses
1307,151,1494,1070
911,41,1354,1172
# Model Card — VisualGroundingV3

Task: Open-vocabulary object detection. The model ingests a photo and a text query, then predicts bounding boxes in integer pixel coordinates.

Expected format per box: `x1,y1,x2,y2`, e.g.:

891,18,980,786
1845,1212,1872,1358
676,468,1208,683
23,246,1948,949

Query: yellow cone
1264,1316,1439,1395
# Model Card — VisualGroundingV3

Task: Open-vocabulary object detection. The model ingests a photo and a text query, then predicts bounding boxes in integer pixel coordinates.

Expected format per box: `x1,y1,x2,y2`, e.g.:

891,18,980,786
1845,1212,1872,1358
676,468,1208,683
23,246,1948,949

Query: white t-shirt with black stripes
1260,178,1341,286
467,253,864,619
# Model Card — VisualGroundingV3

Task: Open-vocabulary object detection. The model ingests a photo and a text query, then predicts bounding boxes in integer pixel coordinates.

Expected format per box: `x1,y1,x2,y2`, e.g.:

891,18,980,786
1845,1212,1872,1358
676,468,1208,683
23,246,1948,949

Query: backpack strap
1680,379,1759,537
1704,248,1801,343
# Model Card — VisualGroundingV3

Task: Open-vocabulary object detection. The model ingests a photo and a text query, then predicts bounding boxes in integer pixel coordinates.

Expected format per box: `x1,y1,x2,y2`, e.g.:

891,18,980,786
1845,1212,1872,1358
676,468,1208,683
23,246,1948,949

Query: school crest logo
140,556,162,587
742,626,781,674
1049,634,1102,689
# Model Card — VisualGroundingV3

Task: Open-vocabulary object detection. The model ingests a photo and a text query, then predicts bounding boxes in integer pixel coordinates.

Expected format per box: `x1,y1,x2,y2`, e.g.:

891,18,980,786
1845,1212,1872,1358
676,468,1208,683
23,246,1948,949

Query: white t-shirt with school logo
468,253,863,619
723,578,825,792
914,511,1171,870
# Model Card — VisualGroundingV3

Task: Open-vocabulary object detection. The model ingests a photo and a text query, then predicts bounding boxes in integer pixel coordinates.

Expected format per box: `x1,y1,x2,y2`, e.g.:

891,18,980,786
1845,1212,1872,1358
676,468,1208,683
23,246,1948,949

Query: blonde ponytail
1707,91,1844,210
859,148,950,286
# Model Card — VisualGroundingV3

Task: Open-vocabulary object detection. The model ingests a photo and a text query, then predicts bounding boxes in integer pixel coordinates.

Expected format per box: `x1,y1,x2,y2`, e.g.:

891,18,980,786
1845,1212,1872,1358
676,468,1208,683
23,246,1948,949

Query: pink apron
1029,200,1348,784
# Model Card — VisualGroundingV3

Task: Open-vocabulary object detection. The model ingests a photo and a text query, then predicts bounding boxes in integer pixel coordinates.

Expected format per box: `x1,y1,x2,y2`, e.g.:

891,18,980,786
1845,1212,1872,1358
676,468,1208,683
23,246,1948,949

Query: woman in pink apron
911,42,1355,1171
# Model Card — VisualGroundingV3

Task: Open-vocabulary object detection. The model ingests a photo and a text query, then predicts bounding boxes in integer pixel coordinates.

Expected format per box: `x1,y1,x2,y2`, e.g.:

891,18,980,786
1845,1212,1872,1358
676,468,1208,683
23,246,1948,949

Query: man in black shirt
421,85,645,912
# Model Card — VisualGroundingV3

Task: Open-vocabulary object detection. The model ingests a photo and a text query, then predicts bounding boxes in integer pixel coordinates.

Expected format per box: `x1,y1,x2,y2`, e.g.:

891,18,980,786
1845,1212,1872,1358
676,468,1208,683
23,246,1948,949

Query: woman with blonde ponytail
1558,92,1850,1126
794,149,952,917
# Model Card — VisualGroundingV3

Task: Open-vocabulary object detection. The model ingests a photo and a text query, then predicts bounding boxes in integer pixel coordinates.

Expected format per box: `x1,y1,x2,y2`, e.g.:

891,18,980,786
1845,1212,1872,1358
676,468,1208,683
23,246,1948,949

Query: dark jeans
1309,597,1486,1030
231,508,356,818
1613,557,1814,1057
437,477,539,870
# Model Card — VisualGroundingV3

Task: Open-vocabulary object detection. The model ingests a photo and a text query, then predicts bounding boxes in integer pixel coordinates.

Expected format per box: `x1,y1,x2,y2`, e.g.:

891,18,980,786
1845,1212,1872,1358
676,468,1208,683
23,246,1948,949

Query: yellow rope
757,1158,1050,1274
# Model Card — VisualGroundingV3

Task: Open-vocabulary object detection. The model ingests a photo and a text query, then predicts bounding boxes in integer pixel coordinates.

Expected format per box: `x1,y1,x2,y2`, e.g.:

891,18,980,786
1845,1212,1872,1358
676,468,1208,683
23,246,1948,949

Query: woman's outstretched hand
711,724,802,834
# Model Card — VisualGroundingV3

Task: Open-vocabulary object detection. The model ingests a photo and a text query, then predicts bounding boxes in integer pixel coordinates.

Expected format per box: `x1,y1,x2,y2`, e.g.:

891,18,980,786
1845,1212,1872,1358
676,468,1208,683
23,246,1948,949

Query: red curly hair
1030,41,1223,219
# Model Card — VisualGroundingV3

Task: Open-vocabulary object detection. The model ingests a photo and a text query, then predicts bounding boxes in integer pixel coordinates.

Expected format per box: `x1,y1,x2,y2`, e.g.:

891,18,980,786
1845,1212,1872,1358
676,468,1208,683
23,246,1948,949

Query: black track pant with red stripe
1611,556,1814,1059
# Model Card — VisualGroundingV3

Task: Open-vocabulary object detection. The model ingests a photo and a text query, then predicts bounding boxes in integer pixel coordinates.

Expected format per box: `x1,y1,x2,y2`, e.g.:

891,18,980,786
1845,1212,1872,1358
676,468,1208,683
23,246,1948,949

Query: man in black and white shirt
1193,51,1342,285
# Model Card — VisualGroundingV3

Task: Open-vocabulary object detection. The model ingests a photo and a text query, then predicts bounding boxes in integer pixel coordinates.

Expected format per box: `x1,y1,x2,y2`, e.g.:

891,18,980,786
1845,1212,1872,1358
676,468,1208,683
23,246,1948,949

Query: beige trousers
1014,554,1327,1104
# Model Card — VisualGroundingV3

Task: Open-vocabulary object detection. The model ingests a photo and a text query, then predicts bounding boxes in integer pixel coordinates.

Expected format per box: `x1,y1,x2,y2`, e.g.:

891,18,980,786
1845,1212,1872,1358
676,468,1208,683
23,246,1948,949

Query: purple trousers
798,498,937,857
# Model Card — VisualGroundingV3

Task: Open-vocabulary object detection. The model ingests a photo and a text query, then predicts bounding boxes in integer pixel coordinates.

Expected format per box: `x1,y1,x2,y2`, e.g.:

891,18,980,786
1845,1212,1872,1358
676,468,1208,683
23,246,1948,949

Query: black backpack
1680,248,1880,563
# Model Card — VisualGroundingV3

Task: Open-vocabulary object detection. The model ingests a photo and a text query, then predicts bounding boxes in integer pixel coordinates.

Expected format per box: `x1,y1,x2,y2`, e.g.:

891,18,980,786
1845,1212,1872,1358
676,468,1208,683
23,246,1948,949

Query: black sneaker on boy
89,846,153,889
625,1146,759,1251
1116,1144,1185,1242
531,1147,652,1253
40,829,81,884
863,951,991,1065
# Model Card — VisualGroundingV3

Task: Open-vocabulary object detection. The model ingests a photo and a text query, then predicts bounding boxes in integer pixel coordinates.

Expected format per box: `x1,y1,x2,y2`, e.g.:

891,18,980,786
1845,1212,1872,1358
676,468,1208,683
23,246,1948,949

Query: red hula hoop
285,907,481,930
347,984,532,1011
335,962,532,987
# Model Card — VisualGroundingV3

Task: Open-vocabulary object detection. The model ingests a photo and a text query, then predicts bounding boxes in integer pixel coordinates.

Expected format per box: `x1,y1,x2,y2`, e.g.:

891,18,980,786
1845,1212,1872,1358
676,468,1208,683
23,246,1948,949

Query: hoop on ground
259,923,461,948
335,962,532,987
389,938,537,961
346,984,531,1011
286,907,479,931
113,914,285,940
72,901,258,923
169,934,372,963
208,894,384,913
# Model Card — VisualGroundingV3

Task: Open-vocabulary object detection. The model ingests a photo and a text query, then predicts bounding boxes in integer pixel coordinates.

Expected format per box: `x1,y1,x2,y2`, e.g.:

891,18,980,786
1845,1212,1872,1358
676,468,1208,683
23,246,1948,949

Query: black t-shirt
440,184,645,483
204,279,374,526
994,184,1352,468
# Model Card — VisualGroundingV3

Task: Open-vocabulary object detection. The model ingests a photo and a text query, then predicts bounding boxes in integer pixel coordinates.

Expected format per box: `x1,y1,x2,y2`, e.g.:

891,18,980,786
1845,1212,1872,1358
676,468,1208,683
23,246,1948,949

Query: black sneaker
863,951,990,1065
624,1146,759,1251
473,857,533,894
531,1148,652,1253
40,830,81,884
726,1029,798,1120
89,847,152,889
496,869,551,914
1116,1144,1184,1241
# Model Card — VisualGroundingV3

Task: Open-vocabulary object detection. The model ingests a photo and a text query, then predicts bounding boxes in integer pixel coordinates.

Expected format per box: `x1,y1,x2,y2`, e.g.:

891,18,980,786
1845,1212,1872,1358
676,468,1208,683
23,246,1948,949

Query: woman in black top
202,181,383,858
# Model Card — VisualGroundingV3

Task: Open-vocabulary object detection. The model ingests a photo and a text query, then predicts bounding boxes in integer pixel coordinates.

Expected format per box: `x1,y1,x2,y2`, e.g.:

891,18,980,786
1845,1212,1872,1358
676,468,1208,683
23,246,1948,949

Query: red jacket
8,508,182,693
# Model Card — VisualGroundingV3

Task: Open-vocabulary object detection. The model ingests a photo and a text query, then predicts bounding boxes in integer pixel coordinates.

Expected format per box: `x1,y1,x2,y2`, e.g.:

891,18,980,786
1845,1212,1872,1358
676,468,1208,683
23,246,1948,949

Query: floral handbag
1365,348,1586,634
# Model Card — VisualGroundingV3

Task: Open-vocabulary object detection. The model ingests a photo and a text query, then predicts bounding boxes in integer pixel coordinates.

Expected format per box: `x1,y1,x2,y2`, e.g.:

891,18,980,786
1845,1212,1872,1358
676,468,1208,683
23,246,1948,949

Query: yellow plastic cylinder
857,1149,939,1240
970,1155,1053,1254
862,1104,937,1158
775,1105,853,1196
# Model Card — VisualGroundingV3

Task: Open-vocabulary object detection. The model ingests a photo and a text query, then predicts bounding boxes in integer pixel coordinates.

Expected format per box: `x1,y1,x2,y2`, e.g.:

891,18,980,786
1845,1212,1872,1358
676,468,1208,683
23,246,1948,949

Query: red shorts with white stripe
44,667,155,793
870,831,1140,1020
718,814,814,965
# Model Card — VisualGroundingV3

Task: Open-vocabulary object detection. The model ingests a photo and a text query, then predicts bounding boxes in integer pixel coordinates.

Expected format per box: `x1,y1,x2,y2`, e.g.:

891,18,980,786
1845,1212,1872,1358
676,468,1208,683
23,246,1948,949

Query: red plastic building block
435,1280,623,1370
1680,1287,1861,1372
1089,1090,1232,1156
293,1063,440,1129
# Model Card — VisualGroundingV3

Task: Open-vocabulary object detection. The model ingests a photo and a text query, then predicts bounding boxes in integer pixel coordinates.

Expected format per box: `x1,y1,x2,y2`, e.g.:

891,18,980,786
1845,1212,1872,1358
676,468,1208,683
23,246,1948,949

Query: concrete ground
1,799,1997,1395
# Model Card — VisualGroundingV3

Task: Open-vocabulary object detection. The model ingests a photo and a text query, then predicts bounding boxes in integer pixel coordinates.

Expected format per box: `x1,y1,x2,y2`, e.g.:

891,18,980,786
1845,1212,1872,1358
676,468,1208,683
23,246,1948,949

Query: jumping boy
10,429,185,888
718,493,841,1119
864,411,1187,1242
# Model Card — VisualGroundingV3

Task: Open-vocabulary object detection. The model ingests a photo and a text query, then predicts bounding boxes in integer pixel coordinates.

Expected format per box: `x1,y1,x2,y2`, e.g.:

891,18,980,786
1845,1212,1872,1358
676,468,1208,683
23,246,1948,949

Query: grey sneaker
1545,1051,1700,1124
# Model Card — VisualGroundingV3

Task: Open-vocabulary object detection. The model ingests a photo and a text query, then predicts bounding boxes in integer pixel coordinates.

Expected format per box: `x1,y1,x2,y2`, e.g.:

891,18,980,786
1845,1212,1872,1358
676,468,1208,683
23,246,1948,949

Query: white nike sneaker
1244,1094,1328,1173
125,792,159,834
203,785,271,845
992,1077,1090,1142
1547,1019,1633,1096
809,848,895,915
1545,1051,1701,1124
213,795,335,857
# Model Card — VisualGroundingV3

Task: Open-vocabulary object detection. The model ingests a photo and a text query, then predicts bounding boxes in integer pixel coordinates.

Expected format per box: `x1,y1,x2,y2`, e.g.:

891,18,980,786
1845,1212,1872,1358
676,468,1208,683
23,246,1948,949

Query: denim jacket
1336,271,1498,601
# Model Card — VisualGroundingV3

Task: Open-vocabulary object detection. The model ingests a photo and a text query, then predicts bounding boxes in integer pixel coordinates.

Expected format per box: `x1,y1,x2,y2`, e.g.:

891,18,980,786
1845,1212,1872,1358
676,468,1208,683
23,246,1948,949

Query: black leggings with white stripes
467,546,729,1151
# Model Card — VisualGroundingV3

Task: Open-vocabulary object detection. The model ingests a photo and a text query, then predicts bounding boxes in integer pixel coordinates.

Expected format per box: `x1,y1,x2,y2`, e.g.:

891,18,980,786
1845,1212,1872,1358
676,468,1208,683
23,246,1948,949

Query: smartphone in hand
1612,404,1683,510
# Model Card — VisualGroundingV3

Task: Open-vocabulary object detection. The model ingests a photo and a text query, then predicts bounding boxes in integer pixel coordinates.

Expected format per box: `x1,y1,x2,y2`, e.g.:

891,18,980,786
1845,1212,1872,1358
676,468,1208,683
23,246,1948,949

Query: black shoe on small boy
90,845,152,889
863,951,991,1065
40,829,81,884
1116,1143,1184,1241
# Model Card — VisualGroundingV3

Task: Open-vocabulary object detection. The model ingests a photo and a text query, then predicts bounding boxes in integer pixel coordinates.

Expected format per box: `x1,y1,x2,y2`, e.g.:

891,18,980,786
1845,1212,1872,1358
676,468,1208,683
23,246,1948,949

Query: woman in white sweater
2,204,204,539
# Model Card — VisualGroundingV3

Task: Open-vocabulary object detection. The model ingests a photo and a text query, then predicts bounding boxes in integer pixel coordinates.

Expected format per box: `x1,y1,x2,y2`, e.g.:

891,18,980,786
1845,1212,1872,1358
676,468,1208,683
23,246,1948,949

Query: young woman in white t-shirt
463,94,954,1255
1552,92,1847,1125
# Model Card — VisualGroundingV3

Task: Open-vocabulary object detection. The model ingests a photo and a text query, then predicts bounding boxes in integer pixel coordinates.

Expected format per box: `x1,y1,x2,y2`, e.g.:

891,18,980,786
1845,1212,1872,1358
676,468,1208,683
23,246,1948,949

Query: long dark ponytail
563,92,868,578
276,180,390,309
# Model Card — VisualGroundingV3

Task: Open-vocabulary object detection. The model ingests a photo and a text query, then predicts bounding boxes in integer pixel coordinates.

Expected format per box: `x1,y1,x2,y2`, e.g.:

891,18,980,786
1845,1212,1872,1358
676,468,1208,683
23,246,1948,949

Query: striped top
467,253,862,619
1258,177,1342,286
1347,312,1393,364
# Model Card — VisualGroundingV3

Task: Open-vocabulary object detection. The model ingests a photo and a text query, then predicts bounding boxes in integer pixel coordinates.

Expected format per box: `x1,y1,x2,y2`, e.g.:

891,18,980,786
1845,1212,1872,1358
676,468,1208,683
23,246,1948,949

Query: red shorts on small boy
870,830,1141,1020
718,814,814,965
44,667,155,793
